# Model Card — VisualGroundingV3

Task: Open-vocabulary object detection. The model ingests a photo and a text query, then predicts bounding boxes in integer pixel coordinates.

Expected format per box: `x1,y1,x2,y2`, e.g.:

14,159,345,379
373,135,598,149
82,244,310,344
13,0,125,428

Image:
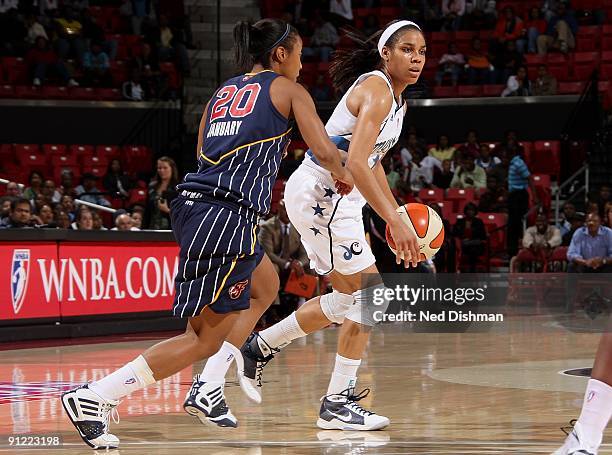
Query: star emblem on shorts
312,203,325,216
310,226,321,236
323,187,335,198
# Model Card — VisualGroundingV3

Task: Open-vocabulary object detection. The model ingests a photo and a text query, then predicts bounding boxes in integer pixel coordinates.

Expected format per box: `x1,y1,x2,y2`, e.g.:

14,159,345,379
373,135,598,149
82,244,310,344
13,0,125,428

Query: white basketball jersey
321,70,406,168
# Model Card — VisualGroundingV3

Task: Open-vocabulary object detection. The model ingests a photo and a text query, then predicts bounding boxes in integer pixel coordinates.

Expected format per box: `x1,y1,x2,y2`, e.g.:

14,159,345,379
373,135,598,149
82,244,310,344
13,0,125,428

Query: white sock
258,312,306,356
89,355,156,402
200,341,240,382
326,354,361,397
576,378,612,446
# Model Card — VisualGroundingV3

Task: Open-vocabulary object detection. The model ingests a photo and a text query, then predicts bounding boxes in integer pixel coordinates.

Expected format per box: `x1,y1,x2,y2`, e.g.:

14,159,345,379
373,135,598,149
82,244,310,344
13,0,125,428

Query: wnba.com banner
0,242,179,322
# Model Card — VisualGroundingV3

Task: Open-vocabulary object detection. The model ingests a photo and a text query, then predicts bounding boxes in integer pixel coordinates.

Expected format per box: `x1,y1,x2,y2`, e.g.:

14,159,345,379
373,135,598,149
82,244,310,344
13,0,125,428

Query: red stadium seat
446,188,476,212
128,188,147,207
478,212,507,254
15,144,40,155
602,51,612,62
95,88,122,101
19,153,46,175
96,145,121,161
432,86,458,98
447,213,464,226
558,81,586,94
482,84,505,97
571,51,600,80
42,144,67,156
547,65,569,81
0,84,15,98
82,155,109,168
601,63,612,80
435,200,453,220
457,85,483,97
418,188,444,204
70,87,96,100
14,85,42,99
124,145,153,175
531,174,551,188
70,145,94,157
2,57,27,84
83,165,106,179
51,155,77,167
41,86,69,100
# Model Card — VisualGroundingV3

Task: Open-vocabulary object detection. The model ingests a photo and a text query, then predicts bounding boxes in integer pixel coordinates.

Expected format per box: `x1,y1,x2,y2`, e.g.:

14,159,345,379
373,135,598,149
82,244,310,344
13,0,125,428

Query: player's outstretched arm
196,99,211,159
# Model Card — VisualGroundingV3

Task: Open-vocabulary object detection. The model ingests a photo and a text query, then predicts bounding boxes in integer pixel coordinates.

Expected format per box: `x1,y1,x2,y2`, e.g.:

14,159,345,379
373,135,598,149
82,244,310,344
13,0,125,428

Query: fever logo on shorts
10,249,30,315
228,279,249,300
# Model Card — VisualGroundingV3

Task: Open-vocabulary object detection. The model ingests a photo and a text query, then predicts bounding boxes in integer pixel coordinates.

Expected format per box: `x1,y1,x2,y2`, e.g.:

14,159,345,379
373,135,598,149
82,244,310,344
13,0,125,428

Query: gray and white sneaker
237,332,281,404
317,388,390,431
553,420,599,455
61,384,120,449
183,374,237,428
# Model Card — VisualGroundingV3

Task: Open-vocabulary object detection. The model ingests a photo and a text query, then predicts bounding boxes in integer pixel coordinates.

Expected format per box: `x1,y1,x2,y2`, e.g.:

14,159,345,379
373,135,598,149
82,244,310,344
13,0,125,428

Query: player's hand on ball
387,218,420,268
332,168,354,196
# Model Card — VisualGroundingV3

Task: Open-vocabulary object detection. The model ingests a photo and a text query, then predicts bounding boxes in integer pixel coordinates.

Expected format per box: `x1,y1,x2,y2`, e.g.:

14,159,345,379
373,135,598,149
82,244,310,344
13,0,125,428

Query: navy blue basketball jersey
178,70,291,216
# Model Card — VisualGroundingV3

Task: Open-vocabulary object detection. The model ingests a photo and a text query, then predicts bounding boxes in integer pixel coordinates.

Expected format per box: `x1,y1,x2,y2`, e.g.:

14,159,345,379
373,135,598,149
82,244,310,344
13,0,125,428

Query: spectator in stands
523,7,547,54
329,0,353,28
122,69,145,101
37,203,55,226
73,206,93,230
82,41,112,87
537,1,577,54
435,43,465,87
23,171,44,202
385,158,402,194
506,148,539,256
478,175,507,213
399,133,425,169
27,37,78,87
453,202,487,272
59,170,76,198
103,159,131,199
55,210,71,229
0,196,13,220
81,9,117,61
409,151,438,193
54,7,85,61
495,40,523,85
450,153,486,189
92,212,107,230
458,130,480,158
532,64,557,96
0,198,34,229
5,181,22,197
41,179,61,204
516,213,562,270
492,7,525,54
429,134,456,162
25,14,48,45
465,37,494,84
558,201,576,236
567,212,612,272
501,65,531,97
0,8,26,56
131,210,143,229
113,212,139,231
605,201,612,228
476,143,500,171
302,11,338,62
562,213,585,246
433,159,454,189
60,194,76,221
147,156,179,230
155,14,190,75
441,0,465,31
592,184,611,214
131,42,162,99
463,0,497,30
311,74,332,102
429,202,456,272
489,149,509,186
75,173,111,208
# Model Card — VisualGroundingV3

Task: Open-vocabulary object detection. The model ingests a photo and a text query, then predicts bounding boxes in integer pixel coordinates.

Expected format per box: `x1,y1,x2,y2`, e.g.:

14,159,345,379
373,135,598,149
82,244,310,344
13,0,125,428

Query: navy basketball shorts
170,197,264,318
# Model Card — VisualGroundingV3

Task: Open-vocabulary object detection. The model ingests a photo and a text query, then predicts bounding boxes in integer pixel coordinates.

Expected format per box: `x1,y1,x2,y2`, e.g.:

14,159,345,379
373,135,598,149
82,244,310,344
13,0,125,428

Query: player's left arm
372,161,399,208
196,99,212,159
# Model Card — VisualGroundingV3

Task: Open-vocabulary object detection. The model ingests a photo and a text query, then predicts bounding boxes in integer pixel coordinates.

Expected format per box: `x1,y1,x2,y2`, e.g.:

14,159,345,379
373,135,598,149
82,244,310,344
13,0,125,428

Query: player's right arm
270,77,353,194
344,77,419,266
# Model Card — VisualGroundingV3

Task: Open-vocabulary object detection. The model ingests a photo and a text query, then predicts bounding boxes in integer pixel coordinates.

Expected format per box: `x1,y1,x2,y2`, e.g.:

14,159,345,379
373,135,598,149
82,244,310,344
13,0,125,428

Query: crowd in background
0,0,191,100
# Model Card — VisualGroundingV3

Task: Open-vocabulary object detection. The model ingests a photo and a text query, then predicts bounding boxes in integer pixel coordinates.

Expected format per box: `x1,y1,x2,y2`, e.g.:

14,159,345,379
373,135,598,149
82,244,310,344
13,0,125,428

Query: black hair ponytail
330,21,423,94
233,19,298,73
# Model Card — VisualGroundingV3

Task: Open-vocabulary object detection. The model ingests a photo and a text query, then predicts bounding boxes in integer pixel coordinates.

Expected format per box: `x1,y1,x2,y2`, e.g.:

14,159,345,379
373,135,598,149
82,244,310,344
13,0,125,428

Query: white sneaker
61,384,120,449
183,374,237,428
33,78,41,86
553,421,600,455
68,78,79,87
316,430,390,446
316,388,390,431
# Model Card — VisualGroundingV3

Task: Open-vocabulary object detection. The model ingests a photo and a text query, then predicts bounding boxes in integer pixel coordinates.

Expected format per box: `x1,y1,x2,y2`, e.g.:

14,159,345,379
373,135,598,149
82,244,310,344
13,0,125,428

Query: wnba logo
10,249,30,315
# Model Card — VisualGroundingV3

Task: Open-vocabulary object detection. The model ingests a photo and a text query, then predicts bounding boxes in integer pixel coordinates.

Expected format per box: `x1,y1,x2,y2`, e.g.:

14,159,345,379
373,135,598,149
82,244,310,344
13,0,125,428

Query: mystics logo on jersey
11,249,30,315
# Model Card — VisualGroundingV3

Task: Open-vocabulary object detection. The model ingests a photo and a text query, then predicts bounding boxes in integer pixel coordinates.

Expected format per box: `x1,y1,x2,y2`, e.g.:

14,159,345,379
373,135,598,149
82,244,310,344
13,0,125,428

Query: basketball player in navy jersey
200,21,426,431
60,19,354,449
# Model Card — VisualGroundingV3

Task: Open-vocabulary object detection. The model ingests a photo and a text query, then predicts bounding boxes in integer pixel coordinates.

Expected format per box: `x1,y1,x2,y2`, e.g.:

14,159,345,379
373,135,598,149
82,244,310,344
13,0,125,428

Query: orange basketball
385,203,445,261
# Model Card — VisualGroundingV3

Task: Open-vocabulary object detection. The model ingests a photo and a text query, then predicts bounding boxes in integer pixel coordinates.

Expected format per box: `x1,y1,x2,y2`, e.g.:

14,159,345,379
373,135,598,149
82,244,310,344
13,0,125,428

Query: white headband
377,20,421,57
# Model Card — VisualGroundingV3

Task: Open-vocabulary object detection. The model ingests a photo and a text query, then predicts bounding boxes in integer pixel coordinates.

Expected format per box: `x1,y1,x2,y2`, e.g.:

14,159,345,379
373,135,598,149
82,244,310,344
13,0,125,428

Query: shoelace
325,387,375,417
101,403,120,432
561,419,577,436
253,337,280,387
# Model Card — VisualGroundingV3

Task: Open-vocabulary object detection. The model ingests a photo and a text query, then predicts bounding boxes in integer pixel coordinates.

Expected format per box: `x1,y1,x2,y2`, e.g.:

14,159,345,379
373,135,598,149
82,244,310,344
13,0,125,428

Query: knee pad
319,291,354,324
346,284,390,327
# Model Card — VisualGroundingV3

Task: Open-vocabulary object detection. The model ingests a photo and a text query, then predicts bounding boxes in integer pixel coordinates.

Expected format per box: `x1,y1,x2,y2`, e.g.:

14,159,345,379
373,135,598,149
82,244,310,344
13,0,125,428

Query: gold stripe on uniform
200,128,292,165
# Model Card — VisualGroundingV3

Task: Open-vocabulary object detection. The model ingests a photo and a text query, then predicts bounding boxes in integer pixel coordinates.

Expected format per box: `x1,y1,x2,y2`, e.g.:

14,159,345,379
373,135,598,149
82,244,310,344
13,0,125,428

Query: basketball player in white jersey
200,20,426,431
554,332,612,454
